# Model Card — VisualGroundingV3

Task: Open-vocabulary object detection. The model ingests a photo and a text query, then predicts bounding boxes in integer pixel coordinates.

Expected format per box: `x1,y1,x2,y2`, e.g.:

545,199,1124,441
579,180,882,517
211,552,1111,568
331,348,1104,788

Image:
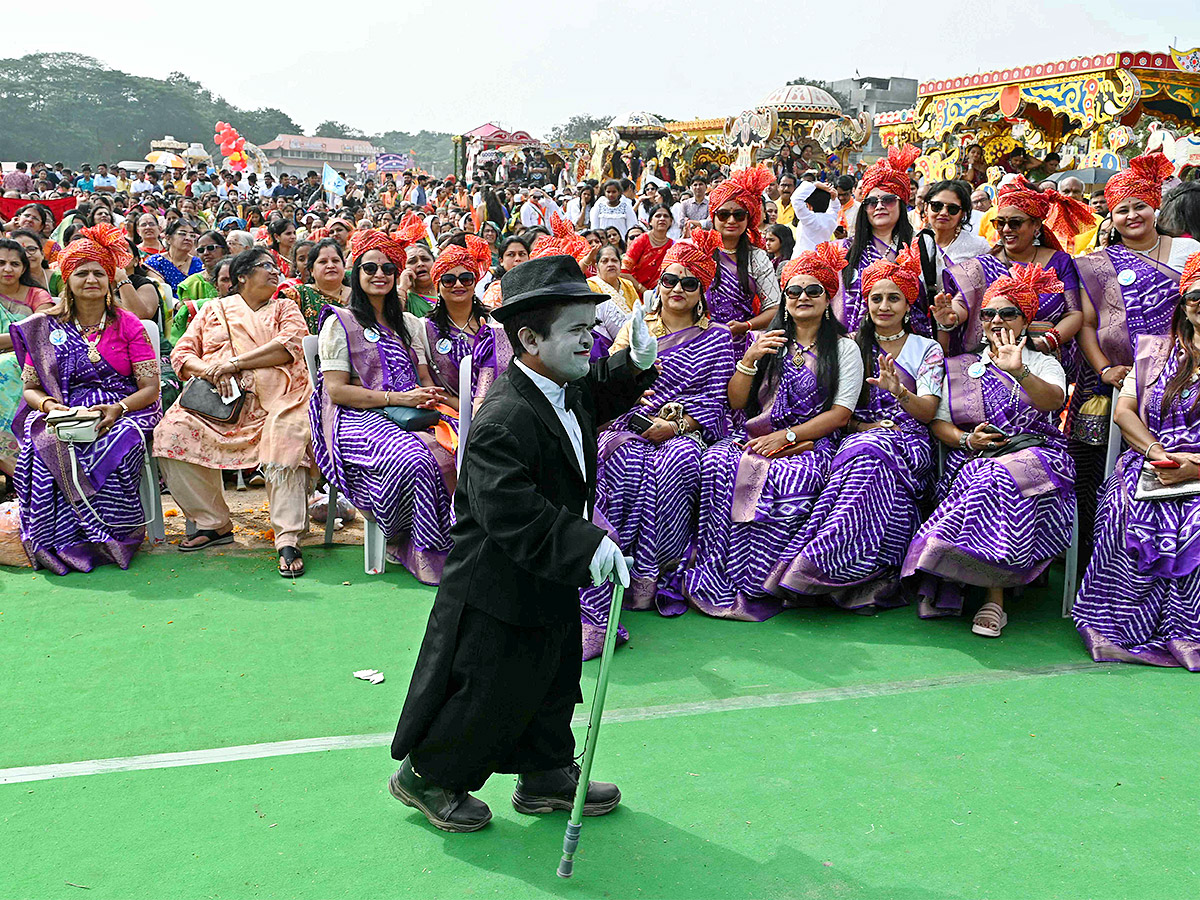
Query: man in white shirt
790,182,842,256
680,174,708,224
519,188,562,229
92,163,118,193
131,173,152,195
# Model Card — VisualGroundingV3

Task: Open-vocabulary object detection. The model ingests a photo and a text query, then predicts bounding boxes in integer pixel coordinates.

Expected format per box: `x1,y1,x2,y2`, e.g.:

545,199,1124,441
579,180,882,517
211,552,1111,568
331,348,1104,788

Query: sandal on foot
971,601,1008,638
278,545,305,578
178,529,235,552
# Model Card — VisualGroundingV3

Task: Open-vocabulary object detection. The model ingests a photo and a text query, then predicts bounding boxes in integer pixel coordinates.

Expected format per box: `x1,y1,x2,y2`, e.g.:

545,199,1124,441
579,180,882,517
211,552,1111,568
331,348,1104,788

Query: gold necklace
791,339,817,368
75,310,107,364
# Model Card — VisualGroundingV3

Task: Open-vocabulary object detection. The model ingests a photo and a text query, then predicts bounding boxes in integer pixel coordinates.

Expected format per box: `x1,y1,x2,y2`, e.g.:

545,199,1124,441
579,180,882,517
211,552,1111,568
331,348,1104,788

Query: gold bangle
39,396,52,412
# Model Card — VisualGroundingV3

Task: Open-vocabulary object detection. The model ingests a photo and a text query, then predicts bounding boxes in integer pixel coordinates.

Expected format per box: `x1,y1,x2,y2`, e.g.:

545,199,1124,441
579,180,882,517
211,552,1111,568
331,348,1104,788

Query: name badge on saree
363,327,380,343
968,361,987,378
49,329,67,346
1117,269,1137,286
435,338,453,354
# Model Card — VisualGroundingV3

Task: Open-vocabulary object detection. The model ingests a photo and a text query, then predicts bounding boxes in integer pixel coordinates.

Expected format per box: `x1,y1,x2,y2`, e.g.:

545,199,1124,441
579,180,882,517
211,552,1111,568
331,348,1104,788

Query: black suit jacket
440,348,657,627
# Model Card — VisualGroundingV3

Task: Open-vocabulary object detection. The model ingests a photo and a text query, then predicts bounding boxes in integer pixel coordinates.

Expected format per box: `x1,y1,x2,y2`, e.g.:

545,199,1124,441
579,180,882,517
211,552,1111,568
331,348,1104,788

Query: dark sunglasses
196,244,222,254
785,283,827,299
927,200,963,216
714,208,749,223
1182,291,1200,307
979,306,1023,321
659,272,701,292
439,272,477,287
993,216,1030,231
864,194,899,209
360,261,398,275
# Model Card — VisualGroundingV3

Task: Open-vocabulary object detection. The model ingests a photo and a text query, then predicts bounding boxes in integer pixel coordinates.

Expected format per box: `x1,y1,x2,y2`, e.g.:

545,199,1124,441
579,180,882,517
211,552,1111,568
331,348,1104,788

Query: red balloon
234,137,245,151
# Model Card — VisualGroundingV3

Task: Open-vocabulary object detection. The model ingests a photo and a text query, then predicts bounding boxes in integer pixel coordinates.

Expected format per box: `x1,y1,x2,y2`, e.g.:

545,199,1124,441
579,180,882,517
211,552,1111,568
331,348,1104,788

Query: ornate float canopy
724,82,870,173
609,111,668,138
884,49,1200,150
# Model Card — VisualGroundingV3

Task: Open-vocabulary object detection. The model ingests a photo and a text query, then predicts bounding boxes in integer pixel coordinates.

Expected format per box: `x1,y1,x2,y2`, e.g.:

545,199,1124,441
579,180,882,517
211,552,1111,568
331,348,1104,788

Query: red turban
707,165,775,247
530,213,590,262
396,212,428,246
1104,152,1175,211
858,144,921,204
659,228,721,291
982,262,1063,321
861,242,922,303
1181,251,1200,293
779,241,849,299
58,224,134,282
430,234,492,283
995,179,1095,252
348,228,408,268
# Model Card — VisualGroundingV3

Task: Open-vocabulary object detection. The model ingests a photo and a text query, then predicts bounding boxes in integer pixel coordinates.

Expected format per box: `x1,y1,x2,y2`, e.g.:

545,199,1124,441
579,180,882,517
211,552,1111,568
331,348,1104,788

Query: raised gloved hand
588,536,631,588
627,296,658,371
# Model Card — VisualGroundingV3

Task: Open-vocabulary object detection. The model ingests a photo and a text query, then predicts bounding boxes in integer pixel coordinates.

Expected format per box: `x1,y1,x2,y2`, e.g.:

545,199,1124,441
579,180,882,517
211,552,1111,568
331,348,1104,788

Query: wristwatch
785,429,797,444
1014,364,1032,382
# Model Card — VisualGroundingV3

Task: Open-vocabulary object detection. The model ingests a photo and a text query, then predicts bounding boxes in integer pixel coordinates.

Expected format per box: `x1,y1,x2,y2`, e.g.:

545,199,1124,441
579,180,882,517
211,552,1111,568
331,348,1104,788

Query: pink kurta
154,295,312,471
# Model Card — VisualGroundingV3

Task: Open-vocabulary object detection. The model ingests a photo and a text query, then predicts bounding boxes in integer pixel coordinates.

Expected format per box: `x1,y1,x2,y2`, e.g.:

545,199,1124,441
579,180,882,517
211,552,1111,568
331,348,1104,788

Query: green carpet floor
2,547,1197,899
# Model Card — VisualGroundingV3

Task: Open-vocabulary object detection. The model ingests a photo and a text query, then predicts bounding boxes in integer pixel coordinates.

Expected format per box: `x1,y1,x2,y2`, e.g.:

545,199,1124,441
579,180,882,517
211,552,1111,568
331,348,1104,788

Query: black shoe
512,762,620,816
387,757,492,833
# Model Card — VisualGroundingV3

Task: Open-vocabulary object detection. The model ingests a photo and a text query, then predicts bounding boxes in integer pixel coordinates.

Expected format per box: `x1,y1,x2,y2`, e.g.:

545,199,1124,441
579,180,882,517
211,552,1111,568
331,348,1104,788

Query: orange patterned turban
1104,152,1175,211
1181,251,1200,293
58,224,134,282
861,242,922,303
779,241,849,298
530,213,590,263
659,229,721,291
430,234,492,283
708,165,775,246
348,229,408,268
996,179,1095,252
858,144,921,204
982,262,1063,321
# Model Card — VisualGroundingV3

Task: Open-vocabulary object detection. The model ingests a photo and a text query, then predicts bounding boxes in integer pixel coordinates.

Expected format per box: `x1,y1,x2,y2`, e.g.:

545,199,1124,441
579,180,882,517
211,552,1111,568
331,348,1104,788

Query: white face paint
518,302,596,383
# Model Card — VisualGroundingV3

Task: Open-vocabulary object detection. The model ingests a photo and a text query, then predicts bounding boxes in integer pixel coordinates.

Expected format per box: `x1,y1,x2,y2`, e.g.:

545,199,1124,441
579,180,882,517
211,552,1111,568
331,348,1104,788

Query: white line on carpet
0,662,1107,785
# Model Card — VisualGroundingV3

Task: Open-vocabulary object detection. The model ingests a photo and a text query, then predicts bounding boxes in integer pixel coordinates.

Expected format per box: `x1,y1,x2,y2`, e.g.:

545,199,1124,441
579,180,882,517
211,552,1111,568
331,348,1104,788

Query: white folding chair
301,334,385,575
139,319,166,545
1061,497,1080,617
1103,398,1122,480
456,353,472,472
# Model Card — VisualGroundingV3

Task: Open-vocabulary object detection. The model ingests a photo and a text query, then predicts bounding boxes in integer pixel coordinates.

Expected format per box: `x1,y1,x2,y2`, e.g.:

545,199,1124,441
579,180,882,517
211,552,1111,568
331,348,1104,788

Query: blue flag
322,162,346,196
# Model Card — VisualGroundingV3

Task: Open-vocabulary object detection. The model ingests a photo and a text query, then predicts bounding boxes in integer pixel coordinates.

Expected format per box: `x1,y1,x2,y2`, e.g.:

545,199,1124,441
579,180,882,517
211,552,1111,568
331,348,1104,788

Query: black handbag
179,301,247,425
377,405,440,431
977,433,1047,458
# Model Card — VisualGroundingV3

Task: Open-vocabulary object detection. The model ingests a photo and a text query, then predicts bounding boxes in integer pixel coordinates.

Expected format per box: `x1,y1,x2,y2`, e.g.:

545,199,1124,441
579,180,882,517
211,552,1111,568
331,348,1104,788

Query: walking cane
556,579,624,878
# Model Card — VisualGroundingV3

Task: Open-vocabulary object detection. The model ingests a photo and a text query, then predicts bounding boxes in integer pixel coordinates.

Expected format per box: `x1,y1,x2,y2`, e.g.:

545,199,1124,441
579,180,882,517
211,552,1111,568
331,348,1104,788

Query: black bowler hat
491,254,597,323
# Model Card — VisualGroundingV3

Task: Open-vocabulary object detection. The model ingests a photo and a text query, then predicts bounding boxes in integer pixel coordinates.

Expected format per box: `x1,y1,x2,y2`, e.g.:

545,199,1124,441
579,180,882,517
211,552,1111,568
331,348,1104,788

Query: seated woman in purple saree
310,236,457,584
1073,260,1200,670
419,236,495,406
10,225,162,574
579,235,735,654
904,264,1075,638
787,245,943,611
683,242,864,621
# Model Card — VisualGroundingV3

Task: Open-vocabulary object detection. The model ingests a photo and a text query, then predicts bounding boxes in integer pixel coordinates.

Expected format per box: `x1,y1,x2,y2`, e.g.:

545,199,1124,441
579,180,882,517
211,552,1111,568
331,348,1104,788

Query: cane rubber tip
557,860,574,878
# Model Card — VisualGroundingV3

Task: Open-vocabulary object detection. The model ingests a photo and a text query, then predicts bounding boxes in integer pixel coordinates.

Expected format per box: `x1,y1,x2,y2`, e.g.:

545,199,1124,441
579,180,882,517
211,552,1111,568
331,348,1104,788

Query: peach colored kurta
154,294,312,471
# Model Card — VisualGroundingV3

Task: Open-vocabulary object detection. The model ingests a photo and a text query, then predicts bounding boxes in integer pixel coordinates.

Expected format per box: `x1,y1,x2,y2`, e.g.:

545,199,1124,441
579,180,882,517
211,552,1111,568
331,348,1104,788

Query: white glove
588,536,631,588
626,296,658,370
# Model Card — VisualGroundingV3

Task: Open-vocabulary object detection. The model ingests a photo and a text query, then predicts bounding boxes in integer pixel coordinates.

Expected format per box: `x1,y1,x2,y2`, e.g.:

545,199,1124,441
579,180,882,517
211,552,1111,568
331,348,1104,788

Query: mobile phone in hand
628,411,656,434
981,424,1008,437
1150,458,1181,469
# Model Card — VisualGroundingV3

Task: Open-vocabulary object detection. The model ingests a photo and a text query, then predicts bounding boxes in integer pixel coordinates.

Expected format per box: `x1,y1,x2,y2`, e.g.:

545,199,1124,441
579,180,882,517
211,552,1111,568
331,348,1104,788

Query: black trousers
391,598,582,792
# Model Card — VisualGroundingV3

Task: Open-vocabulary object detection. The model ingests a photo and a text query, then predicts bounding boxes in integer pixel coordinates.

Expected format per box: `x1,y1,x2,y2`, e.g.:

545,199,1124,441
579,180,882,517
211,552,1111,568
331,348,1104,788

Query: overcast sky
7,0,1193,138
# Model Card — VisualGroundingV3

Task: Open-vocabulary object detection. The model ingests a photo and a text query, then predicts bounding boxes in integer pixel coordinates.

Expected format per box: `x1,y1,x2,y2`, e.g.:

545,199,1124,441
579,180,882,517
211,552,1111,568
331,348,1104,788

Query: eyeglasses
360,261,398,276
927,200,963,216
659,272,701,293
713,208,749,223
993,217,1030,231
864,194,899,209
784,283,827,299
979,306,1023,321
1182,291,1200,308
252,261,279,273
439,272,477,287
196,244,222,254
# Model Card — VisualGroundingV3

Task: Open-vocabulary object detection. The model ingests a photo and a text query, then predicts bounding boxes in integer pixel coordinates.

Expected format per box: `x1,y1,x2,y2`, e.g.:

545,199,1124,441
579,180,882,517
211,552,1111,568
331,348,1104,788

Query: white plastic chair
1103,397,1122,480
456,354,472,472
301,334,385,575
140,319,166,545
1061,498,1080,617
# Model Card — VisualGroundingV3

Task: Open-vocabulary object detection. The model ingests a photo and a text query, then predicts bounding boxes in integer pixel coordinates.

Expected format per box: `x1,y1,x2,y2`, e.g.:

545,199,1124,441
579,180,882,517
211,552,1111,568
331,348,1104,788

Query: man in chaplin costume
388,253,659,832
